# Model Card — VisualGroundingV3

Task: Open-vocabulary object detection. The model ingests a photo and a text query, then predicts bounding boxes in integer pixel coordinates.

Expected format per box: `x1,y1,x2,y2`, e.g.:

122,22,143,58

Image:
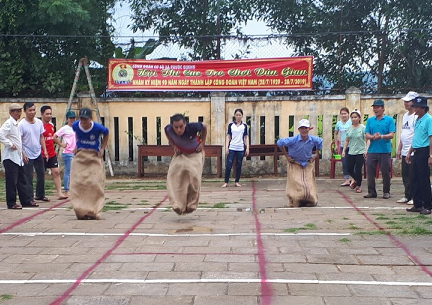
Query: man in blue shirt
277,119,323,207
364,100,396,199
405,97,432,215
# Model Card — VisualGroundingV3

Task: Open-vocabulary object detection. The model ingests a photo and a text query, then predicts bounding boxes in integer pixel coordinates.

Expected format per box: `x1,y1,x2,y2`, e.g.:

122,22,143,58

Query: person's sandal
35,197,50,202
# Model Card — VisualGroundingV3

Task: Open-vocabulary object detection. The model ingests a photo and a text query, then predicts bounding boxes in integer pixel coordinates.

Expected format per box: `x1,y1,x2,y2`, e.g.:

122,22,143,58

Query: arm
98,133,109,158
381,132,395,140
164,128,181,156
196,123,207,152
342,137,350,158
53,134,65,148
244,135,249,157
225,134,231,155
429,136,432,166
0,121,16,150
396,139,402,160
40,134,48,161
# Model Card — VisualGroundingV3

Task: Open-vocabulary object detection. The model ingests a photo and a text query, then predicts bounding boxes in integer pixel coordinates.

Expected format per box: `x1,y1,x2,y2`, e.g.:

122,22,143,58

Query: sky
111,2,291,59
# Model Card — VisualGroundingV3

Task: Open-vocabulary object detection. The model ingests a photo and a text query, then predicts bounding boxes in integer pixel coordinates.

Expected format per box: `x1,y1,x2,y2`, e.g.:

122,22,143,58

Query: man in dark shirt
164,114,207,215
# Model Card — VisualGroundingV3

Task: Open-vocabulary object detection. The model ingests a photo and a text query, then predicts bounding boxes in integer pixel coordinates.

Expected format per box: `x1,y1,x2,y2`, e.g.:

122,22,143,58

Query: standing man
164,114,207,215
70,107,109,220
277,119,323,207
396,92,418,205
19,102,48,204
40,105,68,200
364,100,396,199
406,97,432,215
0,103,35,209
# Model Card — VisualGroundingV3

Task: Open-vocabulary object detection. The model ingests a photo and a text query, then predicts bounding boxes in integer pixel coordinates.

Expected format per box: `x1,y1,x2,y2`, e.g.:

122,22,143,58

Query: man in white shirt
396,91,418,205
0,103,34,209
19,102,47,204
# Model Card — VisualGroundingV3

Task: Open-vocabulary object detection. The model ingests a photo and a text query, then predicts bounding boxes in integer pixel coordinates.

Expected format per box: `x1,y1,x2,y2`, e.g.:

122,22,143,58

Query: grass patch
339,238,351,243
0,295,13,301
102,201,128,212
397,227,432,235
349,223,361,230
355,230,388,235
284,223,318,232
342,217,350,220
212,203,227,209
326,219,333,223
374,213,432,235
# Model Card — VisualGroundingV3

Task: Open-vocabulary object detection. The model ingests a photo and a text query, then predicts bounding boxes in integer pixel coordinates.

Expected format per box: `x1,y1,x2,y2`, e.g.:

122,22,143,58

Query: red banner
107,57,313,91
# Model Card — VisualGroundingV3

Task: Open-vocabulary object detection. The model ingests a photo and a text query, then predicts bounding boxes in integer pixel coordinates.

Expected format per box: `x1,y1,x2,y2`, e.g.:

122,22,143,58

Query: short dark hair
171,114,186,124
23,102,35,111
234,108,243,115
340,107,349,114
40,105,51,114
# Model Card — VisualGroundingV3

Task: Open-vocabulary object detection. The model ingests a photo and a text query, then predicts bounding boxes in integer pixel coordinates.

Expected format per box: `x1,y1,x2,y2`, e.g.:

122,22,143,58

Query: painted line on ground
1,278,432,286
112,252,256,256
0,199,70,234
337,190,432,278
0,232,352,237
251,181,272,305
49,196,168,305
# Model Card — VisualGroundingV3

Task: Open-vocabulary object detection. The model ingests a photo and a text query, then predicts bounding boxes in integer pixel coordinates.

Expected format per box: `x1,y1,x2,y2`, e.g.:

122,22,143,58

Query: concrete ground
1,177,432,305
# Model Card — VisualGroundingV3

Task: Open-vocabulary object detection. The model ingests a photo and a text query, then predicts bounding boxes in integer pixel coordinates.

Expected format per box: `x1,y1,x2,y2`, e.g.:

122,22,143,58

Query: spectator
364,100,396,199
335,107,352,186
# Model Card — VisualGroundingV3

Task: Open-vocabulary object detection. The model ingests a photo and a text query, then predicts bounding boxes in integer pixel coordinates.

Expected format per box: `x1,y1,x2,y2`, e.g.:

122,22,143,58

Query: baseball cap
66,110,76,118
9,103,22,111
371,99,385,107
79,107,92,119
402,91,419,102
350,109,361,117
298,119,311,128
412,96,428,108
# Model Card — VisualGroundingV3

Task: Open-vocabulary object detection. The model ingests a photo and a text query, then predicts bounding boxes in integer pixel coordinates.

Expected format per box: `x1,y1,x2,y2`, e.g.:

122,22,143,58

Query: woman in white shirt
222,109,249,187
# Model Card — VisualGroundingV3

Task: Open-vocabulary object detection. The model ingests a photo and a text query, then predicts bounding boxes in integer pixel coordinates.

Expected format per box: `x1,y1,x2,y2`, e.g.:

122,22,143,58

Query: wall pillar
210,92,226,146
345,86,361,112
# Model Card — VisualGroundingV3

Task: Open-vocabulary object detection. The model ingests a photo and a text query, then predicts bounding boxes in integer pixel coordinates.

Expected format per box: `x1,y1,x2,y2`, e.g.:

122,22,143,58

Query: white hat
298,119,311,128
350,109,361,117
402,91,419,101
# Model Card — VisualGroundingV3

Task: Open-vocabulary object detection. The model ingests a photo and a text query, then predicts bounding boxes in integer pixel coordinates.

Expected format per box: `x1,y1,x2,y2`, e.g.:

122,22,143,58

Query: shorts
45,155,59,169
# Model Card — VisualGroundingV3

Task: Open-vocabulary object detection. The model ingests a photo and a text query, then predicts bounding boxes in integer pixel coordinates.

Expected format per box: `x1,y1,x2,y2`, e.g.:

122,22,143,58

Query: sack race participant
164,114,207,215
277,119,323,207
70,108,109,220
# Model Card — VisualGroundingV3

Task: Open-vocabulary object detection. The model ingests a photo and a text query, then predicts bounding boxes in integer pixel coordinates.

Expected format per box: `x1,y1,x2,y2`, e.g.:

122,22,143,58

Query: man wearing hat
396,92,418,205
364,100,396,199
277,119,323,207
0,103,33,209
54,110,77,196
70,107,109,220
405,97,432,215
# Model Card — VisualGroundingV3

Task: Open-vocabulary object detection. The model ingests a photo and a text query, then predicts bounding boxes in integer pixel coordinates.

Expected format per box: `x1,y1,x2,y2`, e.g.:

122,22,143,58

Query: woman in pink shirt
54,111,76,196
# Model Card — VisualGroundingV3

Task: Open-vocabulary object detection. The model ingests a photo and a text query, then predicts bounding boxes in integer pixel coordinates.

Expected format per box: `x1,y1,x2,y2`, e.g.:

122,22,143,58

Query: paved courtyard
1,177,432,305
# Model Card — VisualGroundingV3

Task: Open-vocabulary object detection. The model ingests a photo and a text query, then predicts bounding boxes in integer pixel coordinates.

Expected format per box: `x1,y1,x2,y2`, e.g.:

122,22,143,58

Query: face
404,100,413,111
234,111,243,122
79,117,92,129
10,109,22,121
372,106,384,116
340,110,349,121
172,119,186,136
41,109,52,123
412,106,425,116
298,126,310,137
350,113,360,124
24,105,36,119
67,116,76,125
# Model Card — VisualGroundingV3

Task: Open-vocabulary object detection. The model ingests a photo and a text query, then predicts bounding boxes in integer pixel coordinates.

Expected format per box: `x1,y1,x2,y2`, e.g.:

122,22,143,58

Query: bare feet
58,193,69,200
235,182,241,187
356,186,362,193
221,183,228,188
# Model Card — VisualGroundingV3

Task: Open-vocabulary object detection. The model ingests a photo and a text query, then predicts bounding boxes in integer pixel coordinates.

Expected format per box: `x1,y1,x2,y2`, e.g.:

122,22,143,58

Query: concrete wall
1,89,430,177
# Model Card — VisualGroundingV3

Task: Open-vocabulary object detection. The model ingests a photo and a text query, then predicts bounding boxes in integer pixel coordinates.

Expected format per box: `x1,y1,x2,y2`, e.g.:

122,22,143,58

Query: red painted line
50,196,168,305
113,252,256,256
337,190,432,277
252,181,272,305
0,200,70,234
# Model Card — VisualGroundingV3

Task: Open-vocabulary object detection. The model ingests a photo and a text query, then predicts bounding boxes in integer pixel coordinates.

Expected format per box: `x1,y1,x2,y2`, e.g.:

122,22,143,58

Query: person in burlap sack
277,119,323,207
164,114,207,215
70,108,109,220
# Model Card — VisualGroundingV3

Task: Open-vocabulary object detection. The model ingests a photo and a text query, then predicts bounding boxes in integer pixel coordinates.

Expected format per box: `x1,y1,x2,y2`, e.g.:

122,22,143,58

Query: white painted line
0,278,431,286
1,232,352,237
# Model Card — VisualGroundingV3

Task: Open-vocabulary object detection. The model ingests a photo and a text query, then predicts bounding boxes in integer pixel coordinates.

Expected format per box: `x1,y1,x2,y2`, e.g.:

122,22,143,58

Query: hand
174,146,182,156
405,155,411,164
196,143,204,152
244,148,249,157
286,155,295,163
23,153,29,164
429,157,432,167
373,133,381,140
396,150,401,160
98,149,104,158
11,144,17,150
62,143,67,149
225,148,229,155
45,155,49,162
363,152,368,159
342,151,345,158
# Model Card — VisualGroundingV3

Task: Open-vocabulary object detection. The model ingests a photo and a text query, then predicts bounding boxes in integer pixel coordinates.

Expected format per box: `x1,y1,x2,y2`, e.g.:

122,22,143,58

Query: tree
128,0,255,60
255,0,432,93
0,0,116,97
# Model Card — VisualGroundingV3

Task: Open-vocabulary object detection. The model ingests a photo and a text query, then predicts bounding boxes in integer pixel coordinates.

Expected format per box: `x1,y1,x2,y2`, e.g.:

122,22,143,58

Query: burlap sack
167,150,204,215
70,149,105,220
286,161,318,207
